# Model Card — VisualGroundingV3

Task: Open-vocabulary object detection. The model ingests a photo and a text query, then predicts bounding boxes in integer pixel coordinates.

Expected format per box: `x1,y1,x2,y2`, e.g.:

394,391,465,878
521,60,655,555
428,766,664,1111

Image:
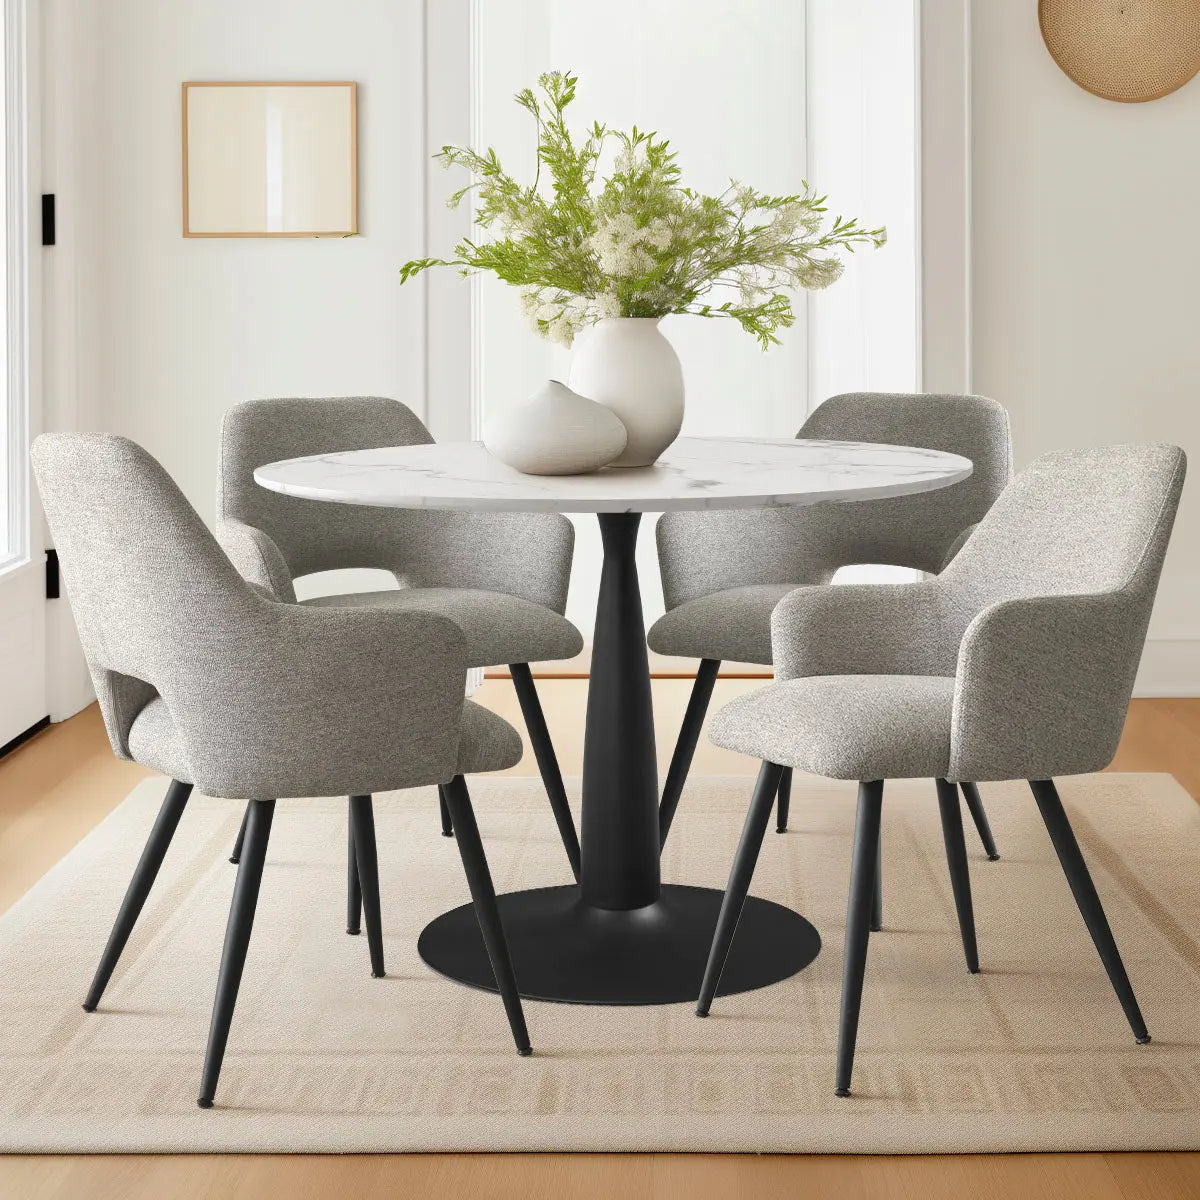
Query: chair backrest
946,443,1186,609
32,432,257,759
794,391,1012,574
656,392,1012,610
944,443,1185,782
217,396,433,579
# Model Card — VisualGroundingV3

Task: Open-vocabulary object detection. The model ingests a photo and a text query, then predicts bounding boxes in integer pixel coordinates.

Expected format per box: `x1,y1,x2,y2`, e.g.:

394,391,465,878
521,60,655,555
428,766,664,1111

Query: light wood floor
2,685,1199,1199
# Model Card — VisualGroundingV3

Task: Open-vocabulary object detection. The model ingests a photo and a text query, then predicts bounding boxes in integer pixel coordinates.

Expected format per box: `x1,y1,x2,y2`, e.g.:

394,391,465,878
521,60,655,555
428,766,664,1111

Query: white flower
645,218,673,251
798,257,844,290
595,292,622,318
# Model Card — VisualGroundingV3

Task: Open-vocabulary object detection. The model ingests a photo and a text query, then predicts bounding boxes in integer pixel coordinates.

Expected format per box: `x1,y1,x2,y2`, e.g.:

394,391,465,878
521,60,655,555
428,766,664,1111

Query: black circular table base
418,883,821,1006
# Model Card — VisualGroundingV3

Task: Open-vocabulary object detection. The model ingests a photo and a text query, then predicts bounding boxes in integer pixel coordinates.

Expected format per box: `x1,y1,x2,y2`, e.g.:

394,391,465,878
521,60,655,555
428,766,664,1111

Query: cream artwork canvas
183,82,357,237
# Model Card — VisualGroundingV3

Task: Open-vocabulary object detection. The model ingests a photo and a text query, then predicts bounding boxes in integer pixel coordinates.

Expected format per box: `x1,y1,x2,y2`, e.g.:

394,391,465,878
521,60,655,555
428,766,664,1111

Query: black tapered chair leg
83,778,193,1013
440,774,532,1054
960,781,1000,861
510,662,581,882
229,805,248,865
871,823,883,933
660,658,721,848
836,780,884,1097
346,816,362,936
1029,779,1150,1043
696,761,786,1016
349,795,385,978
775,767,792,834
936,779,980,973
198,797,275,1108
438,785,454,838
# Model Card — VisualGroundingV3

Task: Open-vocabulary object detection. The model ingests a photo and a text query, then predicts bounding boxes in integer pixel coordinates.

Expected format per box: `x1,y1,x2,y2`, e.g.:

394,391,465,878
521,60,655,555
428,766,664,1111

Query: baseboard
0,716,50,760
496,638,1200,696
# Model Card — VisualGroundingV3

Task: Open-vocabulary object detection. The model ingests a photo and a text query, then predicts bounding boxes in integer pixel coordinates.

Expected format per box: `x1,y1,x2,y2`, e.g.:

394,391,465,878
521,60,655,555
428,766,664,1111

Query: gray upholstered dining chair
694,443,1186,1097
32,432,533,1109
650,392,1013,896
216,396,584,934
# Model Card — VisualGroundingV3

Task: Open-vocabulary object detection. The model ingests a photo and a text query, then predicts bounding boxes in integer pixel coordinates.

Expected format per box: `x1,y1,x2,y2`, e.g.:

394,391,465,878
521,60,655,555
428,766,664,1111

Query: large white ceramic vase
567,317,684,467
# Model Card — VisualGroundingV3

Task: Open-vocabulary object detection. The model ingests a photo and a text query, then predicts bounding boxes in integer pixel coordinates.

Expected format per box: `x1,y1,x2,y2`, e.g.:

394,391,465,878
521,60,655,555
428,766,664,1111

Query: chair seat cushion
303,587,583,667
708,675,955,780
127,696,522,792
646,584,801,664
456,699,523,775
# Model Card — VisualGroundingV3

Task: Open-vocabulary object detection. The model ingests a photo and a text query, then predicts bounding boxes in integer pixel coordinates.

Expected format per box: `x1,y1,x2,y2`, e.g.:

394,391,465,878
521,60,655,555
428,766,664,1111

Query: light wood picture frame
183,82,358,238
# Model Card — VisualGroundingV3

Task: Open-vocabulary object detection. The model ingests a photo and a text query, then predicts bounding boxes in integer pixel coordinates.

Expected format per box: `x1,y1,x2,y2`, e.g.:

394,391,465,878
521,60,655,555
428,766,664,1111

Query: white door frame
0,0,46,748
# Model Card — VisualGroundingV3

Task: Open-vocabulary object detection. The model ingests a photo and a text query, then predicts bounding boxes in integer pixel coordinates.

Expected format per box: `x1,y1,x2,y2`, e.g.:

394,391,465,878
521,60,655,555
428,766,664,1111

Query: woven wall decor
1039,0,1200,102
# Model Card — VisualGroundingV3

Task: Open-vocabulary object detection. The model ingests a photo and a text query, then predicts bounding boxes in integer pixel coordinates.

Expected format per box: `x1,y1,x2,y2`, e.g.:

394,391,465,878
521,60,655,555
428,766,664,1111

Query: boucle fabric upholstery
127,696,521,787
710,444,1186,782
302,587,581,668
648,392,1011,661
32,433,522,800
646,584,798,665
710,676,954,779
216,397,579,638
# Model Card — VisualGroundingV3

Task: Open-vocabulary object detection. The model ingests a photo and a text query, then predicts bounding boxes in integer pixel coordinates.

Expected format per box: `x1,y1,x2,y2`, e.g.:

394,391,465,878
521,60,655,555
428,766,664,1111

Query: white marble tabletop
254,436,973,514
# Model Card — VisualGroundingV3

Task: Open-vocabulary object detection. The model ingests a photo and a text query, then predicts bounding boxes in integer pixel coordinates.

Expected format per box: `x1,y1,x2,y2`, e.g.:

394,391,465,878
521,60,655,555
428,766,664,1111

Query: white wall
45,0,428,526
971,3,1200,692
41,0,428,715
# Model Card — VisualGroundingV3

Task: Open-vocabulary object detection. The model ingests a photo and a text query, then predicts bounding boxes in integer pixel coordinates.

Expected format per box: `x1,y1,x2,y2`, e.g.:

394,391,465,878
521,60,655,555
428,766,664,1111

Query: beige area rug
0,772,1198,1154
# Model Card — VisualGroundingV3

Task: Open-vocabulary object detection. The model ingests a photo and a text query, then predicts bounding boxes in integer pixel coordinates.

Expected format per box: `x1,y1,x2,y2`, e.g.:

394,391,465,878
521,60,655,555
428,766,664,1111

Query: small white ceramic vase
483,380,628,476
567,317,684,467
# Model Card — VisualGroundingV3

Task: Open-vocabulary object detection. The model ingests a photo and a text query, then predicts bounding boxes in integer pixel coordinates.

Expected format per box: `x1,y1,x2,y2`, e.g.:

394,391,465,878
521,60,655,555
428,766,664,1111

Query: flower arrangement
400,72,886,349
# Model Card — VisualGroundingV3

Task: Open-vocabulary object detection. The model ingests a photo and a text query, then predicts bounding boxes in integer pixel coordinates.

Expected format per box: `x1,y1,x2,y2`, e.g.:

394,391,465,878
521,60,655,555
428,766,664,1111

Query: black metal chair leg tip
228,855,240,865
695,1006,709,1018
81,1002,96,1013
969,966,981,974
441,830,454,838
1137,1033,1152,1045
517,1046,533,1057
987,852,1000,862
835,1087,851,1098
197,1096,213,1109
371,969,385,979
775,825,787,834
346,926,360,936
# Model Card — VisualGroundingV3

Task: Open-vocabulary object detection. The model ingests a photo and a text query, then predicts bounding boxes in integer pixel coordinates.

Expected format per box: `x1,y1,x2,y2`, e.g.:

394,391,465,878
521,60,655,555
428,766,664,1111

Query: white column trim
918,0,973,393
422,0,478,442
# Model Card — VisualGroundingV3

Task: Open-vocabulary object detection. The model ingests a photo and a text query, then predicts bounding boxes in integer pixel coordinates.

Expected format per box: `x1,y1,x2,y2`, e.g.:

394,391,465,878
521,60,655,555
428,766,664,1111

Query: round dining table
255,435,973,1007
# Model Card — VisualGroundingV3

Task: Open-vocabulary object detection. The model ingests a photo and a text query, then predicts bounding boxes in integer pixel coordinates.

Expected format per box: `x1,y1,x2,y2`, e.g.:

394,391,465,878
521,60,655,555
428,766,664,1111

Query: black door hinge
41,194,55,246
46,548,60,598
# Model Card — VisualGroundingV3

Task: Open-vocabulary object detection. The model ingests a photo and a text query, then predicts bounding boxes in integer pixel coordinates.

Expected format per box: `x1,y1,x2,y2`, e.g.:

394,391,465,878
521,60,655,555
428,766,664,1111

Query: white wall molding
806,0,920,406
422,0,476,442
918,0,971,393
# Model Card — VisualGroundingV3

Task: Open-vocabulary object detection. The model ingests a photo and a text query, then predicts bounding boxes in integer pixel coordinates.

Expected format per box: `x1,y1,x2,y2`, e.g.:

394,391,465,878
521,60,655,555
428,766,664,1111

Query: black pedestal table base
419,511,821,1006
418,884,819,1005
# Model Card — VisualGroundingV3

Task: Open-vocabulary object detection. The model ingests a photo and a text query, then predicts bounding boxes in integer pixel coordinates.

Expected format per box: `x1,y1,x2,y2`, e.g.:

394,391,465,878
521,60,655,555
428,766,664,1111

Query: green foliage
400,71,886,348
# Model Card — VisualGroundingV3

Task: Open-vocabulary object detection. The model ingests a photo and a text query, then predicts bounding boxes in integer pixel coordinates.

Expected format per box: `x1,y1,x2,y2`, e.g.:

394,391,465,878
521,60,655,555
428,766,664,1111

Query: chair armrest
404,510,575,614
771,581,962,679
168,598,471,800
216,519,296,602
950,592,1138,782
